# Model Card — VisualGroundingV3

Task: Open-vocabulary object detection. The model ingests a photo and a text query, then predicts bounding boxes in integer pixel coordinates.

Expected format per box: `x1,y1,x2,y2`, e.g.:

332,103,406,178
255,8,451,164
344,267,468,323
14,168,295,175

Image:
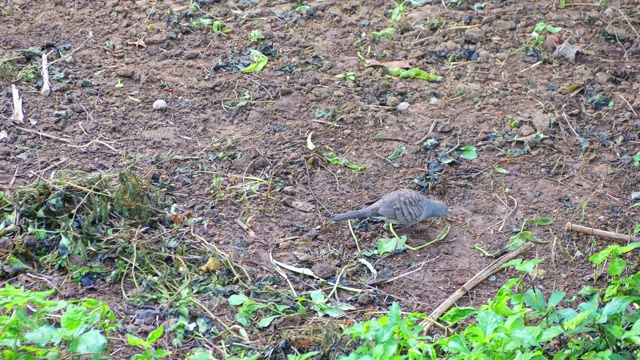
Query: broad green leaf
257,315,280,328
228,294,249,306
147,327,164,344
493,167,509,174
68,329,107,354
456,146,478,160
241,50,268,73
377,236,407,255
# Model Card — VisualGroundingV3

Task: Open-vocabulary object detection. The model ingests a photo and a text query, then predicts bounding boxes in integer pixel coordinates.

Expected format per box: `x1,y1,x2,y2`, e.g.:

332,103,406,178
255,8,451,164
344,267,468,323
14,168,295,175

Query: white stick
11,84,24,123
41,51,51,97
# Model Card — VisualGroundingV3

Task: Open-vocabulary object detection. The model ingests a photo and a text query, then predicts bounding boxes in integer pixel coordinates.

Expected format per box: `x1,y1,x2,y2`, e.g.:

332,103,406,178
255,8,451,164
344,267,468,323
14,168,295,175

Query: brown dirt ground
1,0,640,358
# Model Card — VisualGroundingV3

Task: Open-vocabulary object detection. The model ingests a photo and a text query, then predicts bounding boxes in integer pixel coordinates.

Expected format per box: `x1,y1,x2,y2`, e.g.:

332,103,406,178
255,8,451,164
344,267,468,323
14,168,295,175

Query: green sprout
249,30,265,42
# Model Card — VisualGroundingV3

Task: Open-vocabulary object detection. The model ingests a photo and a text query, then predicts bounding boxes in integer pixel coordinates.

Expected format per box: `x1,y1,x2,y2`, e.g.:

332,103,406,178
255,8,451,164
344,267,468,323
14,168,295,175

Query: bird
330,189,448,226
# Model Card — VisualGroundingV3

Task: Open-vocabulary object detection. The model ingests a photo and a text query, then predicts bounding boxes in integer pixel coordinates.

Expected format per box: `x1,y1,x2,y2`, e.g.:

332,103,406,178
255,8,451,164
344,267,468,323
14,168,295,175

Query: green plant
335,72,357,82
212,20,231,34
340,302,434,359
371,28,396,43
249,30,265,42
228,294,291,328
0,284,114,359
389,1,405,26
128,327,171,359
632,151,640,168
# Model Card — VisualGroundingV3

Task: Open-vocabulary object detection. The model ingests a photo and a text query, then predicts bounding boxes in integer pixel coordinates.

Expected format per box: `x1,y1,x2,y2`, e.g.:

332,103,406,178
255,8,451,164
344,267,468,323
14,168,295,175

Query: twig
619,94,637,117
611,7,640,38
566,222,636,242
11,85,24,123
234,218,265,244
373,136,407,143
421,242,535,332
13,125,70,142
496,195,518,232
519,61,542,73
48,32,94,67
561,112,580,138
413,119,438,145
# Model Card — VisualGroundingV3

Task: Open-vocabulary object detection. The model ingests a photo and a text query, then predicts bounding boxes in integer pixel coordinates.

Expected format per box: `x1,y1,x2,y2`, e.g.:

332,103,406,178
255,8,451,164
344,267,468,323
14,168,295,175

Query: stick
420,242,535,332
413,119,438,145
41,51,52,97
566,222,636,242
11,85,24,123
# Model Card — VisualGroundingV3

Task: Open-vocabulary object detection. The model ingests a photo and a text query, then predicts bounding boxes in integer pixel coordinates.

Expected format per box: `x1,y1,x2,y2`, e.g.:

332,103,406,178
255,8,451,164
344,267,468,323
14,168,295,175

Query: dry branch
421,242,535,332
566,222,637,242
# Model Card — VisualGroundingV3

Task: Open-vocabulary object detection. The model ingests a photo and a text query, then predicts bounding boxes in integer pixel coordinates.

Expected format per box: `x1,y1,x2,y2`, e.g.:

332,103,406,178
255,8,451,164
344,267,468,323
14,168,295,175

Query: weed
0,284,115,358
128,327,171,359
342,238,640,358
249,29,265,42
335,72,357,82
389,1,405,26
371,27,396,43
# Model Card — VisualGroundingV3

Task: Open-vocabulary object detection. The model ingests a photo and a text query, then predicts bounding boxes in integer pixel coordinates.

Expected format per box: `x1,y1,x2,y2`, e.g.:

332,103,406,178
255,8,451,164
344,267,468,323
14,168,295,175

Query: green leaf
527,217,553,226
633,151,640,167
548,291,566,308
257,315,280,328
147,327,164,344
309,290,326,304
68,329,107,354
127,334,147,348
608,257,627,276
387,67,442,81
324,153,366,171
501,258,543,274
154,349,172,358
241,50,268,73
590,246,617,265
456,146,478,160
523,289,545,312
228,294,249,306
377,236,407,255
440,307,478,324
60,304,87,333
493,167,509,174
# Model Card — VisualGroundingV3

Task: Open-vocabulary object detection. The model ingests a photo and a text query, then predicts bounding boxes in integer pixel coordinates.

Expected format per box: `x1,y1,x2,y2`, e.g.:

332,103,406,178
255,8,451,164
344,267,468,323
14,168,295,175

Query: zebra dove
331,189,447,225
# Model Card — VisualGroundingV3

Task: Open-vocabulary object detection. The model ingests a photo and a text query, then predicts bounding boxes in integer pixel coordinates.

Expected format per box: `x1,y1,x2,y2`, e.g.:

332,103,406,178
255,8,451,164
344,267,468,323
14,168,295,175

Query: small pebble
397,102,410,111
153,99,167,110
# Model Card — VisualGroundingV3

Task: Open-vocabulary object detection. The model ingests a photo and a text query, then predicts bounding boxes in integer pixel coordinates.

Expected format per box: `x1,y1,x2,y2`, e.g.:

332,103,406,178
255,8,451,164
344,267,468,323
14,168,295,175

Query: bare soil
1,0,640,358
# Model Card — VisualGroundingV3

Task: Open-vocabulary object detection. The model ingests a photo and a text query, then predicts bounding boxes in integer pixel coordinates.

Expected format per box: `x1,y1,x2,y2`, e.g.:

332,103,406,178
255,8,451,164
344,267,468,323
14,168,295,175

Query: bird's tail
331,210,369,222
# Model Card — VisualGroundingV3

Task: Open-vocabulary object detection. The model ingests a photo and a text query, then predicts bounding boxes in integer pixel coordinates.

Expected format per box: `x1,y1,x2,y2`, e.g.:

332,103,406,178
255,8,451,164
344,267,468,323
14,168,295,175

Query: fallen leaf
554,42,581,63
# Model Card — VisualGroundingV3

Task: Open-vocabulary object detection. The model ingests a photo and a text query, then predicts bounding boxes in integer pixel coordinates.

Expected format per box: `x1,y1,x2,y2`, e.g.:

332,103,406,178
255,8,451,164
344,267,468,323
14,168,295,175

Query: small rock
397,102,410,111
282,186,296,195
145,34,166,44
386,96,400,107
117,68,135,78
594,71,611,84
519,125,535,136
464,27,484,41
311,262,335,279
184,51,199,59
438,123,454,133
153,99,167,110
631,192,640,201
